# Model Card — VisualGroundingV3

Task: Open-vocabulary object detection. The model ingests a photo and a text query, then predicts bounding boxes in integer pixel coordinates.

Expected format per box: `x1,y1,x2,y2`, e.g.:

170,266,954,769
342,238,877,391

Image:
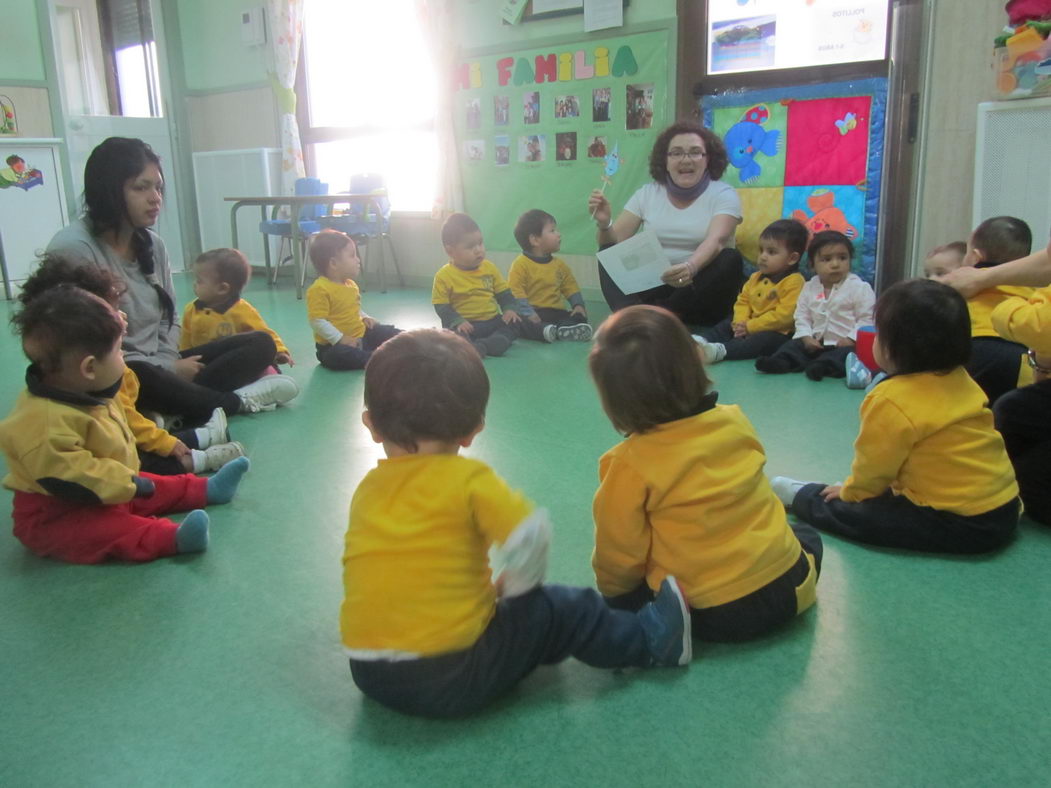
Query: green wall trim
0,79,50,88
183,81,272,98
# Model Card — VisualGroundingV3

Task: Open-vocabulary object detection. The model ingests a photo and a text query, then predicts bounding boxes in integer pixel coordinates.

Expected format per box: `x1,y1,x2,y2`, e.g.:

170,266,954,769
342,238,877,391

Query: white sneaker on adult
234,374,300,413
770,476,814,507
195,407,229,449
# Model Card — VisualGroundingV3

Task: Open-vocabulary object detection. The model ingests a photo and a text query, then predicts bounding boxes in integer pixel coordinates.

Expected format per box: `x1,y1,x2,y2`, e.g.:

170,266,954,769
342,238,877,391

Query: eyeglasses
1027,349,1051,375
667,148,707,161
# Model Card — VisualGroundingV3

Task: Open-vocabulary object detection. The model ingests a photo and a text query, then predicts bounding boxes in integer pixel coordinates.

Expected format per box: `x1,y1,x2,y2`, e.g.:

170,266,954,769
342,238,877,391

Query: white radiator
192,148,282,267
974,99,1051,242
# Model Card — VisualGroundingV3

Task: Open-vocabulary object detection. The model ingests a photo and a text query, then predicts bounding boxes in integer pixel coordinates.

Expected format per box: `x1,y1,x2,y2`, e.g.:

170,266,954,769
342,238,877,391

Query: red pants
12,472,208,564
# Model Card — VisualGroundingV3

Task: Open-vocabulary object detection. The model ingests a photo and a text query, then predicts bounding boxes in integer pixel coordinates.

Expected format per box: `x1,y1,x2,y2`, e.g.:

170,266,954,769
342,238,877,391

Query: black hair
364,329,489,452
808,230,854,268
971,216,1032,264
196,248,251,296
308,229,354,275
12,285,123,374
19,253,127,308
648,121,729,182
513,209,556,252
874,279,971,375
759,219,809,260
82,137,174,325
441,212,481,248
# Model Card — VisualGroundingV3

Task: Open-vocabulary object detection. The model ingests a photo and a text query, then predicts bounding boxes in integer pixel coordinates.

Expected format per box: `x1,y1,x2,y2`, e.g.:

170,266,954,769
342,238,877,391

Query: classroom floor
2,272,1050,786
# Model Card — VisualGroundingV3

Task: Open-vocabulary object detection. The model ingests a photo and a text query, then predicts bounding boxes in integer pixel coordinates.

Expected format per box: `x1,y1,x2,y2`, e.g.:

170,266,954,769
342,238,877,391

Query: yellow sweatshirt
991,284,1051,355
179,297,288,355
968,285,1033,338
431,260,511,322
732,271,805,335
306,276,365,345
341,454,534,657
117,367,178,456
841,367,1018,515
593,403,811,611
507,254,583,310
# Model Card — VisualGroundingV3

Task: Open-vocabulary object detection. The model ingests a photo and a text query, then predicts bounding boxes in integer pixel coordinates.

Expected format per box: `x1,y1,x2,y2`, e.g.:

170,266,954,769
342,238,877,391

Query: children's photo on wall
495,135,510,166
555,95,580,119
593,88,611,122
626,84,654,130
494,95,510,127
464,140,485,162
587,135,608,158
523,91,540,125
466,98,481,130
556,132,577,161
519,134,546,163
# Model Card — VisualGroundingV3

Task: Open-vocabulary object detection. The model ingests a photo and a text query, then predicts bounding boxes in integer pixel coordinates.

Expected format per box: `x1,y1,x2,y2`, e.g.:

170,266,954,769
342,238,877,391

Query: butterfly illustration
834,112,858,135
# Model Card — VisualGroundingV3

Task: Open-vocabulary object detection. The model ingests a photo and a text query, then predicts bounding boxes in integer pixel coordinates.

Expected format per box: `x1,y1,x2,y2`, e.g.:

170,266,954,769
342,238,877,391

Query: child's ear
361,411,383,444
964,247,982,267
458,420,485,448
216,280,231,295
788,251,801,265
79,353,98,381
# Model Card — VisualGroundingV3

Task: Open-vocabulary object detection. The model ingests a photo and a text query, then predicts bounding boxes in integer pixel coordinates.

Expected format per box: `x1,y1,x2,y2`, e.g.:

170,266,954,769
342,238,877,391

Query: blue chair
259,177,327,289
320,173,404,292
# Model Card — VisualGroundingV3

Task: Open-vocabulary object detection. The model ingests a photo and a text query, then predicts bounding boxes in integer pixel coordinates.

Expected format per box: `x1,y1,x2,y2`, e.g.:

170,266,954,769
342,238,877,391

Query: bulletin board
455,29,670,255
702,78,887,283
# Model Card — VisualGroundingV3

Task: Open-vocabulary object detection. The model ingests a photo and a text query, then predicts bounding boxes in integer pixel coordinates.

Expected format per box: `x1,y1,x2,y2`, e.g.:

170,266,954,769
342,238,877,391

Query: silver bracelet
600,218,613,231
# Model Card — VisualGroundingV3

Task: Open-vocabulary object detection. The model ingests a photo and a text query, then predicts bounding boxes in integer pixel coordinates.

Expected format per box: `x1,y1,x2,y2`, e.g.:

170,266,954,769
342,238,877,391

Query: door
47,0,186,269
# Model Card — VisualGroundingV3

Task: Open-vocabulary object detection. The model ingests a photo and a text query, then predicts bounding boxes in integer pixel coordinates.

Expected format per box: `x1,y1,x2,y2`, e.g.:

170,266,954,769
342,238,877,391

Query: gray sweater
47,219,182,370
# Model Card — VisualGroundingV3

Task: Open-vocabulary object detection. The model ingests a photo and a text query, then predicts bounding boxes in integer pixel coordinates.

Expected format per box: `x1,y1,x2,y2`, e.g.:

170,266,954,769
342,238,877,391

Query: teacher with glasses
588,121,744,327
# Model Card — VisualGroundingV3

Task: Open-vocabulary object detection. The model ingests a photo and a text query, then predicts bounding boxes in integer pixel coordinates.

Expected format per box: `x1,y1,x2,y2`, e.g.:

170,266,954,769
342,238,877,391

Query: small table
225,193,386,299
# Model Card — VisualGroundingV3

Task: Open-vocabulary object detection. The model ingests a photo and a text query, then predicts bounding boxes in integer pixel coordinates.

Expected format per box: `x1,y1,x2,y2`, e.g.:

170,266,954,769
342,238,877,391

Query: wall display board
703,78,887,283
454,30,669,255
706,0,889,75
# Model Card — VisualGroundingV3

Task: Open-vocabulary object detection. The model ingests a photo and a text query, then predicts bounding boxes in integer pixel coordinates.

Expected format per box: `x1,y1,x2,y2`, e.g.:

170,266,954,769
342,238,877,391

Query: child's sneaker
194,441,247,473
234,374,299,412
691,335,726,364
471,340,489,359
845,352,873,390
637,576,692,667
542,324,558,343
195,407,229,449
557,323,593,341
770,476,815,507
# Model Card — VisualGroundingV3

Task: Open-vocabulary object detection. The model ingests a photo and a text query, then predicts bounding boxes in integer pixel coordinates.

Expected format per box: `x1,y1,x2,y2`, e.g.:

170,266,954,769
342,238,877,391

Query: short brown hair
875,279,970,374
13,285,124,374
589,306,711,435
927,241,967,260
648,121,728,182
364,329,489,452
308,229,354,275
196,248,250,295
441,212,481,248
970,216,1032,264
513,209,555,252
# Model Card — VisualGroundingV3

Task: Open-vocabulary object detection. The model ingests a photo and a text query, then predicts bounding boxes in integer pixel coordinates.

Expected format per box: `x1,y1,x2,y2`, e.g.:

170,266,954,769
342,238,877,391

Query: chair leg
378,234,387,294
359,238,369,293
384,232,404,287
261,207,273,286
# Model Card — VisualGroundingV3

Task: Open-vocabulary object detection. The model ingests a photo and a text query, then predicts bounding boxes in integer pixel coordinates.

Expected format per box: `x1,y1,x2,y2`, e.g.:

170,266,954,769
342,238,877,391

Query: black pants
605,521,822,642
968,336,1026,406
599,247,744,328
349,585,652,718
791,483,1020,554
315,324,401,371
756,339,852,379
699,318,792,360
994,379,1051,525
516,307,588,342
128,361,240,424
462,316,516,356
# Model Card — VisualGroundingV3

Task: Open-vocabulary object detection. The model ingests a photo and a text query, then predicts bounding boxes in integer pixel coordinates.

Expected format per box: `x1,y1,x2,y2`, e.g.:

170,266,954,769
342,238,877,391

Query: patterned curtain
267,0,306,195
415,0,464,218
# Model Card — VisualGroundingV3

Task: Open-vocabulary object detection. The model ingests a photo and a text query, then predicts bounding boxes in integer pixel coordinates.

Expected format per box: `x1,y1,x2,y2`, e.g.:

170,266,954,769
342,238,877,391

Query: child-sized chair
320,173,404,293
259,177,328,289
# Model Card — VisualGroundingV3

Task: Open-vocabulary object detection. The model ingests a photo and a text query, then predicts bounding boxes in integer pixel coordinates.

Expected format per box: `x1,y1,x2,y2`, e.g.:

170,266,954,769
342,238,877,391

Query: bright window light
303,0,438,211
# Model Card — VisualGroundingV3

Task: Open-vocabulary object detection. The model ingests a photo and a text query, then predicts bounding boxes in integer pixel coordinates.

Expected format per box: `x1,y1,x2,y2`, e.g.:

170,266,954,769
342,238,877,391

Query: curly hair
648,121,728,182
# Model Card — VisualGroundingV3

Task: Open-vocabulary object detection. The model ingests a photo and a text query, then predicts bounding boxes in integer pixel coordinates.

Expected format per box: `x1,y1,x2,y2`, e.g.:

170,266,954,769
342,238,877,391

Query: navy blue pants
968,336,1026,406
462,316,516,356
699,318,792,360
349,585,651,718
994,379,1051,525
316,324,401,370
756,339,852,379
606,521,822,642
791,483,1020,554
516,307,588,342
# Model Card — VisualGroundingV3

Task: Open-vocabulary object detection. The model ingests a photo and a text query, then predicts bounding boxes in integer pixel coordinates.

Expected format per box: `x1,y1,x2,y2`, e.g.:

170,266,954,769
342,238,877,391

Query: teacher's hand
661,262,694,288
588,189,611,227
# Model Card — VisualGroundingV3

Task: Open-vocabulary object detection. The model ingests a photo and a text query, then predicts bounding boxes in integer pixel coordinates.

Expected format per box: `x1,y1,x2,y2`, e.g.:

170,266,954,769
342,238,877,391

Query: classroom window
301,0,438,211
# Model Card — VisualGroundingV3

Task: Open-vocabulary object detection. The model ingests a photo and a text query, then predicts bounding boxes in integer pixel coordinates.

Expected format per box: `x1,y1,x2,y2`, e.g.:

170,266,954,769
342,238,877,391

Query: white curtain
415,0,464,218
267,0,306,196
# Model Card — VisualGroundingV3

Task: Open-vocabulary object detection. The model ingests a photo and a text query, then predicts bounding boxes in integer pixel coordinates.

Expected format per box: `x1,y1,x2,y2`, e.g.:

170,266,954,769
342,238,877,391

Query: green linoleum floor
2,274,1050,786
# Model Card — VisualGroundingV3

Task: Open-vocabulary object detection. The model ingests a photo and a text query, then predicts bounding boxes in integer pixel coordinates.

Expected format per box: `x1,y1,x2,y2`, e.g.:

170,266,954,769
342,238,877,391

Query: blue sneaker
638,577,692,667
845,352,872,390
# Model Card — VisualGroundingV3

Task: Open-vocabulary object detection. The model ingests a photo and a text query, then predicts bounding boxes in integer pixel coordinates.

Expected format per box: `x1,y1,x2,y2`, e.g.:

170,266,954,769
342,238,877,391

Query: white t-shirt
623,181,742,266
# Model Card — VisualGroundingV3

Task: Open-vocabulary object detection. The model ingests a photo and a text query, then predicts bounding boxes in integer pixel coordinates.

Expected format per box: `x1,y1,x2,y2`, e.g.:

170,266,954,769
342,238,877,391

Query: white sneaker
195,407,229,449
691,335,726,364
234,374,299,413
557,323,594,341
143,410,182,431
542,324,558,343
193,441,247,473
770,476,814,507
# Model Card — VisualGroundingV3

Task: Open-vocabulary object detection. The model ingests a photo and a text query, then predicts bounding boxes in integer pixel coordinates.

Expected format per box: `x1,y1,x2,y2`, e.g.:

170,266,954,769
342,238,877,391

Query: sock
206,456,250,504
176,510,209,553
191,448,207,474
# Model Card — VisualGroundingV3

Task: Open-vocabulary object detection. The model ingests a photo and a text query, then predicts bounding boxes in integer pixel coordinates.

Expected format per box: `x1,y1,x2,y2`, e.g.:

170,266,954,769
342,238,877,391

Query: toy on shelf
0,96,17,136
994,20,1051,98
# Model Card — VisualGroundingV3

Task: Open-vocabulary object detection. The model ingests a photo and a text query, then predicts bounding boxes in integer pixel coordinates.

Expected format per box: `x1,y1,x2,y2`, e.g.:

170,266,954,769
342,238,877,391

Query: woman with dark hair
47,137,297,423
587,121,744,327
